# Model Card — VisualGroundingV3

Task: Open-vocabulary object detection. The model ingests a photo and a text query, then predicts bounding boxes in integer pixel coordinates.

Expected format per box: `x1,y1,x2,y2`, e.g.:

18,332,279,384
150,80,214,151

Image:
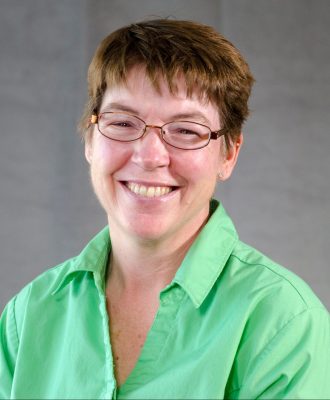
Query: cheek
173,146,221,184
92,138,132,174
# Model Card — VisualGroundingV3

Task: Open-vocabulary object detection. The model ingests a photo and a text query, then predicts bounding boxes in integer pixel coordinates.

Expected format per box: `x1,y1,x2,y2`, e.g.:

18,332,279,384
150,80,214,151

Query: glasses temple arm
210,129,226,140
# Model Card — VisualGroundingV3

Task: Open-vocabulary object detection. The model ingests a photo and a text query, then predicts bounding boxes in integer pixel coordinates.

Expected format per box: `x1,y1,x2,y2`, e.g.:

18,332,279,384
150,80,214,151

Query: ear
218,133,243,181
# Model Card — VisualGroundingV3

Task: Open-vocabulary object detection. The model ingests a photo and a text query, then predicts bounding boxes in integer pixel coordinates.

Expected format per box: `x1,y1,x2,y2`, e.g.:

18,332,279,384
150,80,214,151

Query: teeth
126,182,173,197
147,187,155,197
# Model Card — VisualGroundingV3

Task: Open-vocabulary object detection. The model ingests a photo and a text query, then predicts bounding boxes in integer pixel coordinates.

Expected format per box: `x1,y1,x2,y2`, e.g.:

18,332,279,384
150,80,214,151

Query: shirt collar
52,200,238,306
173,199,238,308
52,226,111,295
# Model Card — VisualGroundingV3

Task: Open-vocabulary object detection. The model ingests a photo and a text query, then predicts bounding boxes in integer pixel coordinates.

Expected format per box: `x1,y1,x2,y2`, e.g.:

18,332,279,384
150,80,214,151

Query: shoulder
224,241,330,398
5,256,78,329
0,256,79,379
207,200,323,310
223,240,329,379
5,226,110,324
227,239,325,311
3,225,110,338
217,238,329,356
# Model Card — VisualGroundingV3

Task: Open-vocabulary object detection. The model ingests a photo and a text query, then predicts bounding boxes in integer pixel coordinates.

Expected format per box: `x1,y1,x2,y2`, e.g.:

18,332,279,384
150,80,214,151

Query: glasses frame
90,112,226,150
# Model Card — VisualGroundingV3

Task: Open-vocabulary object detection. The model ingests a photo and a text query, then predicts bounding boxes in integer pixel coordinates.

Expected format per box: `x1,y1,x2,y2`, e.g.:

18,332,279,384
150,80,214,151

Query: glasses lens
98,113,144,141
163,121,210,149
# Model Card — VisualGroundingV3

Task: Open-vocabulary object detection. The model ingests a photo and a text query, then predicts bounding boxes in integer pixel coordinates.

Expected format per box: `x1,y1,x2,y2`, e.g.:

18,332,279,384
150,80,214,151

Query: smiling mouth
125,182,176,197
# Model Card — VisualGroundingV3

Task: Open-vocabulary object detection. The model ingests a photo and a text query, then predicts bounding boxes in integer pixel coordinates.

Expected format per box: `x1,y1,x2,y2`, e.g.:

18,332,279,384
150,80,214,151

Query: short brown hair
79,19,254,143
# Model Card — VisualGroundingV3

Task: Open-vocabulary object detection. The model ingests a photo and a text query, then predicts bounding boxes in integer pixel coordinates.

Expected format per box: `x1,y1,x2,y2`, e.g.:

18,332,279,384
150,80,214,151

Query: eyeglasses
90,112,225,150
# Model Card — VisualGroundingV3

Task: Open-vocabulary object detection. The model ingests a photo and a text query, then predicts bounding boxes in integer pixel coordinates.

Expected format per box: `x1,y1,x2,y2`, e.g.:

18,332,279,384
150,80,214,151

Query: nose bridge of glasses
145,123,163,131
141,123,165,139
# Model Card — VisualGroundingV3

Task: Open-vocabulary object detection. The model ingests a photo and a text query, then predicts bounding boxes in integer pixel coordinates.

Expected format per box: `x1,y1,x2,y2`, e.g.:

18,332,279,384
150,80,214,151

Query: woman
1,19,329,399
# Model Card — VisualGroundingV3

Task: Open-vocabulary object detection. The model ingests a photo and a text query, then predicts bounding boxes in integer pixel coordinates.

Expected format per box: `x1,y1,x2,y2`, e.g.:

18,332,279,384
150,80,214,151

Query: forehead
101,67,219,124
106,66,202,99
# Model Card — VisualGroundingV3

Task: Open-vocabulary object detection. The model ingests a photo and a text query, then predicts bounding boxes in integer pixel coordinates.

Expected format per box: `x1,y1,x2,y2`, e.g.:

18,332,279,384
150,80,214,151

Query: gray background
1,0,329,311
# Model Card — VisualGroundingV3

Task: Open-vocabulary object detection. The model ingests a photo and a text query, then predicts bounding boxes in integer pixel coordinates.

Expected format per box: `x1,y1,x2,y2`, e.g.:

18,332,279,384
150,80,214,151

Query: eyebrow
101,102,138,114
100,102,212,125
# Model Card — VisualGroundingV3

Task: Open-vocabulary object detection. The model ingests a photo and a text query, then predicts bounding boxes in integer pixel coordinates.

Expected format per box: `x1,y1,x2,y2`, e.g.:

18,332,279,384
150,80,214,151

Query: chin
126,221,169,242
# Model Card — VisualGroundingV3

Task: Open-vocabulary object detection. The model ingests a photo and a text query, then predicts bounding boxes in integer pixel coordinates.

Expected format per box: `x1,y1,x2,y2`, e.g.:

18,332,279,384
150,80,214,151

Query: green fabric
1,200,329,399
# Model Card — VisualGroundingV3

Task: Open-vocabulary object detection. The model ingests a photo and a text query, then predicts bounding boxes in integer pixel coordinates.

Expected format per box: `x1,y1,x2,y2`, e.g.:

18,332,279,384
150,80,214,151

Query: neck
106,212,209,295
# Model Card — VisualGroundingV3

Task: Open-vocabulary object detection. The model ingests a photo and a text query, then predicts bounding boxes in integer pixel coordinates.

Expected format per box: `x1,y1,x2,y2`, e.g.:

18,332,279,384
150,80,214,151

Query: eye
111,120,134,128
170,126,204,138
100,113,140,130
177,128,200,136
165,121,208,138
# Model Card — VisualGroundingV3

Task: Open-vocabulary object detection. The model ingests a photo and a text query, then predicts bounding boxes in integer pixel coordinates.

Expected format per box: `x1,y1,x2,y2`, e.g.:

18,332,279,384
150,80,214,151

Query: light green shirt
1,200,329,399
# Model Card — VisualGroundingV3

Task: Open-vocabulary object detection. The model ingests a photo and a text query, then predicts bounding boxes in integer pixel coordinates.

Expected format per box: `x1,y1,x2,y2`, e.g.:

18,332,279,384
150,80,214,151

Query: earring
217,172,224,180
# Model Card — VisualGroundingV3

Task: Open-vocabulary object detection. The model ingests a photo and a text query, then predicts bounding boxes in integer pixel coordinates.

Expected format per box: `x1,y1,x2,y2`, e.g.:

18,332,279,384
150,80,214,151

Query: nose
131,126,170,170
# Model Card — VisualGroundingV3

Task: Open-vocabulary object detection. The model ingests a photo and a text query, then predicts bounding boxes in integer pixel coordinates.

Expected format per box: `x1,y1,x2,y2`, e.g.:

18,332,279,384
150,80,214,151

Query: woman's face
85,67,242,243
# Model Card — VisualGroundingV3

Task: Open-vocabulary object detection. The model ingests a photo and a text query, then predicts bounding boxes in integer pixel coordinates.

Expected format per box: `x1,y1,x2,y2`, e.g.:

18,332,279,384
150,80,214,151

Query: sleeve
0,298,19,399
226,308,330,399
